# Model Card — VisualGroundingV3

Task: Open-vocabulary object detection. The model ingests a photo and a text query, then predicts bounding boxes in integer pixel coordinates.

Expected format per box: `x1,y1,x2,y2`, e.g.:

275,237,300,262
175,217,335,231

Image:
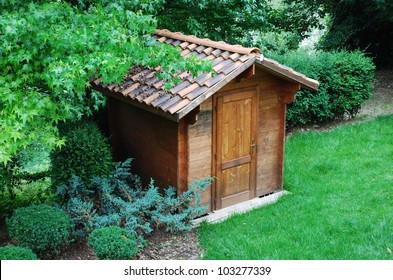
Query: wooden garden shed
92,29,319,212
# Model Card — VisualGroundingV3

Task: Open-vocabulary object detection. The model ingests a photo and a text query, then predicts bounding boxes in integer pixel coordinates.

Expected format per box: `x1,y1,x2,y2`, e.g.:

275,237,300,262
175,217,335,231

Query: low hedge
0,245,38,260
88,226,139,260
6,204,73,258
271,50,375,128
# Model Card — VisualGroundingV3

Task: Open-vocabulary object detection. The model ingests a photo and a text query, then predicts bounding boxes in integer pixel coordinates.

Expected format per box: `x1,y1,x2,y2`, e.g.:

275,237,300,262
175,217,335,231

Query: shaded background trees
283,0,393,67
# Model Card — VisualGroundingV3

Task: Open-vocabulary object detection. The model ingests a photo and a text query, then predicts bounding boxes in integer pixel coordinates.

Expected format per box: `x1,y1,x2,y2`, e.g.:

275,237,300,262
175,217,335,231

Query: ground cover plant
199,114,393,260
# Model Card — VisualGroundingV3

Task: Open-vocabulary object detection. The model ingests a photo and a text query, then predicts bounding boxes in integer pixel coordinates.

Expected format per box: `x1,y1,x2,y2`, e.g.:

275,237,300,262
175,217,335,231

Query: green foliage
0,245,38,260
285,0,393,66
156,0,271,45
88,226,139,260
271,50,375,128
0,178,54,219
57,158,212,239
50,120,113,188
0,0,212,165
0,140,53,218
6,204,73,258
255,31,301,56
270,0,325,41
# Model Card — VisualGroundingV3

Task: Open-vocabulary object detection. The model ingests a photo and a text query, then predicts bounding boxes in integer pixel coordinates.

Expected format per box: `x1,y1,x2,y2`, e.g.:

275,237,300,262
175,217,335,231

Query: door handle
251,139,256,154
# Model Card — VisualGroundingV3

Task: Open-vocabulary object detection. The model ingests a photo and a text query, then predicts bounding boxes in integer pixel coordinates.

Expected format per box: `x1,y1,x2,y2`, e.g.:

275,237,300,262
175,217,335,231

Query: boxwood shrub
0,245,38,260
88,226,139,260
6,204,73,258
50,120,113,189
271,50,375,128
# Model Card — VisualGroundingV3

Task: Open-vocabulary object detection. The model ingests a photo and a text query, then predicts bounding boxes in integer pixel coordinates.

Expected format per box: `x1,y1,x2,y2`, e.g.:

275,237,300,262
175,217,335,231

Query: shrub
50,120,113,189
0,245,38,260
270,50,375,128
58,159,212,239
88,226,139,260
6,204,73,258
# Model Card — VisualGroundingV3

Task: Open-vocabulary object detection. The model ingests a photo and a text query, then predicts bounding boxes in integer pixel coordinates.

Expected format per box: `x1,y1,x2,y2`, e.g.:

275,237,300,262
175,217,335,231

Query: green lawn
198,115,393,259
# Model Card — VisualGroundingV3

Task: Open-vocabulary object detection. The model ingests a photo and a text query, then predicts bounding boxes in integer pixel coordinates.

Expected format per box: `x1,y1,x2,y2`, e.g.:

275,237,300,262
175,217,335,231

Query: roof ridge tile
155,29,260,55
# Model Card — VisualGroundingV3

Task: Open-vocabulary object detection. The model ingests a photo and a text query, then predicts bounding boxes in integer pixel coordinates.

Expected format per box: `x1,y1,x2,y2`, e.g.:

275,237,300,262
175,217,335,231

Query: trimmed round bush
88,226,138,260
6,204,73,258
51,120,113,188
0,245,38,260
270,50,375,128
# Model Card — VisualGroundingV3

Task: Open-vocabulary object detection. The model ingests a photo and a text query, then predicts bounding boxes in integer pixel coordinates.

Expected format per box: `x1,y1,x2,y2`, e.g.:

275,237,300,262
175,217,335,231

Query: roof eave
90,83,179,122
255,57,319,92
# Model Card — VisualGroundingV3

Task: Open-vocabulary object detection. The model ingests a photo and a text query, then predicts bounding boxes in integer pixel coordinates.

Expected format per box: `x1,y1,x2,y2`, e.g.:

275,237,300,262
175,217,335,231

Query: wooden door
214,88,257,209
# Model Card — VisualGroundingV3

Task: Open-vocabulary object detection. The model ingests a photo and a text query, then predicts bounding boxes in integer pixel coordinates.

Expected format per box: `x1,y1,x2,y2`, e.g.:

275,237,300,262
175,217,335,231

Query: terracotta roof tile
197,52,208,59
121,83,140,96
177,83,200,97
172,40,181,46
170,80,191,94
185,86,209,100
229,53,241,61
211,49,223,56
129,86,144,98
187,43,198,50
194,72,212,86
91,29,318,120
212,56,225,66
146,76,159,86
180,48,192,57
143,92,160,105
167,99,191,114
195,45,206,53
221,61,243,75
213,59,233,72
179,41,190,49
220,51,231,59
151,94,171,107
152,80,164,89
159,95,182,111
203,47,214,55
203,73,225,88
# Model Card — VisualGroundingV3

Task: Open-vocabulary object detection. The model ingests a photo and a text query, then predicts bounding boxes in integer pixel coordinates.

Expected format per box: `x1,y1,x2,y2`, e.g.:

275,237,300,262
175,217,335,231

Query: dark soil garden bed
0,220,202,260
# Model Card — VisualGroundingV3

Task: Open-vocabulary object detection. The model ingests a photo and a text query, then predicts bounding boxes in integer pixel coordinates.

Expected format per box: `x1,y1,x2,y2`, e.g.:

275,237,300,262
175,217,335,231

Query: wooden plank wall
257,87,285,196
108,97,179,189
187,97,213,212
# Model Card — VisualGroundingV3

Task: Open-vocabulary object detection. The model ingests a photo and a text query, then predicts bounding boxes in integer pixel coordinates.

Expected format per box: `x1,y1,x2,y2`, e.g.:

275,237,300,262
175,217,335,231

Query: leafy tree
284,0,393,66
156,0,272,44
0,0,211,166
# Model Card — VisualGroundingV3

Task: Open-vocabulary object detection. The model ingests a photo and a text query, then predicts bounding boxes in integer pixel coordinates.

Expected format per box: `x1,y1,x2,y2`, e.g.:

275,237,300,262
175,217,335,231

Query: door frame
212,86,259,210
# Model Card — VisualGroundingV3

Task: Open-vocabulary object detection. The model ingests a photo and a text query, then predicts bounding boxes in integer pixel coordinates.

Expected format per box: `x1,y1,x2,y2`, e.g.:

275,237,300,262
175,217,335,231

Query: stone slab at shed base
192,190,290,227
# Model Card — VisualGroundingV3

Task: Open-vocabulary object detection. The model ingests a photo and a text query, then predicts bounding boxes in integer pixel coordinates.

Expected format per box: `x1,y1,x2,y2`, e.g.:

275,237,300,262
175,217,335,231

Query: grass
198,115,393,259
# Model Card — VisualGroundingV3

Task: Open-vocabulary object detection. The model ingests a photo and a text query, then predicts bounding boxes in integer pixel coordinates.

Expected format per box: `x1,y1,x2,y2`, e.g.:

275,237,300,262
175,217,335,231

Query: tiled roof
92,29,319,121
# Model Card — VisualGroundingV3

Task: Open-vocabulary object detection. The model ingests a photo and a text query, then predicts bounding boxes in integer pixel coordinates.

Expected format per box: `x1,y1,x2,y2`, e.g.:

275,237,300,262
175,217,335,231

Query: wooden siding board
108,98,179,188
187,97,213,212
